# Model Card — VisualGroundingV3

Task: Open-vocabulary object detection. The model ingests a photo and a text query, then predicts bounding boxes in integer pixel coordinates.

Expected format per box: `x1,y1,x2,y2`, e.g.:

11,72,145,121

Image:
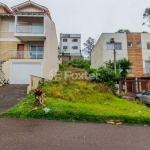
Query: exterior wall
0,16,15,39
27,75,45,94
127,33,143,77
141,33,150,74
20,7,43,12
43,15,59,79
60,35,81,54
91,33,128,68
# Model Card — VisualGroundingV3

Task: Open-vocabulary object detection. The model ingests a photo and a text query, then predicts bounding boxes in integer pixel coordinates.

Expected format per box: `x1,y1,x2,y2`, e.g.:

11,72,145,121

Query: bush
60,59,90,70
87,68,120,94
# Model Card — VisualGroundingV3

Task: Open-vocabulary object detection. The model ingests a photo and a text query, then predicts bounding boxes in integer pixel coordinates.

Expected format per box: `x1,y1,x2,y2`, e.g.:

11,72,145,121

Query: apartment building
91,33,150,93
59,34,82,63
0,1,59,84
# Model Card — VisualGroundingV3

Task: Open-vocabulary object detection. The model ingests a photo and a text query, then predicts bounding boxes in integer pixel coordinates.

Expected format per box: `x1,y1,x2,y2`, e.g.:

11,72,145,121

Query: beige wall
141,33,150,71
43,15,59,79
27,75,45,93
0,16,14,38
91,33,128,69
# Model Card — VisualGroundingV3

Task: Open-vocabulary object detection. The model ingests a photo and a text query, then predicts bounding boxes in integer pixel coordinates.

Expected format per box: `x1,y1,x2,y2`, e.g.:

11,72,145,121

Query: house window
106,43,122,50
145,61,150,74
136,42,141,47
147,43,150,49
63,46,68,49
8,23,14,32
128,42,132,47
72,46,78,49
72,39,78,42
63,39,67,42
30,45,44,59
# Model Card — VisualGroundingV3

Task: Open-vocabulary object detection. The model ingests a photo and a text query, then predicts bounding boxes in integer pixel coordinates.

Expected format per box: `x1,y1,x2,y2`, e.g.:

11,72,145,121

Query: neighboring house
59,33,82,63
91,33,150,93
0,0,59,84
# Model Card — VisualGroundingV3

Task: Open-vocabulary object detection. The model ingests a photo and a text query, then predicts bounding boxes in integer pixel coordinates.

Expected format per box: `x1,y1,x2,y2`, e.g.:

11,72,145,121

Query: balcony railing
0,50,44,65
16,25,44,34
11,50,44,59
59,53,82,56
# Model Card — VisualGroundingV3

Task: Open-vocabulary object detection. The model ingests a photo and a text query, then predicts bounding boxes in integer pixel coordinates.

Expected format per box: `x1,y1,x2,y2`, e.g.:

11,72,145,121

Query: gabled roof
11,0,51,19
0,2,13,14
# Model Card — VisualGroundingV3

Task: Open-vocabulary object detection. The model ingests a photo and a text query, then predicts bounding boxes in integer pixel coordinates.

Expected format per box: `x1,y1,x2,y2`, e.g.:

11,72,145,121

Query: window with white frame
8,23,14,32
72,39,78,42
63,39,67,42
72,46,78,49
147,43,150,49
128,42,132,47
30,45,44,59
145,61,150,74
136,42,141,47
106,43,122,50
63,46,68,50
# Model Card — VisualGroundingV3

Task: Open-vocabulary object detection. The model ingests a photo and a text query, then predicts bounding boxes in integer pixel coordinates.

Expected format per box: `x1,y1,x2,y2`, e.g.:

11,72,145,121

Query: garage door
10,62,42,84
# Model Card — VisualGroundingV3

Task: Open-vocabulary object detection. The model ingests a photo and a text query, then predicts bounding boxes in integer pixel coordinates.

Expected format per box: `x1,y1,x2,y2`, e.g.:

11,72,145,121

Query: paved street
0,85,27,113
0,118,150,150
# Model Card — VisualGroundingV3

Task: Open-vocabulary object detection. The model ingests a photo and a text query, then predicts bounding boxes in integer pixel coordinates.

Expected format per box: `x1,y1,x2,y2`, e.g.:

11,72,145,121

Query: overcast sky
1,0,150,48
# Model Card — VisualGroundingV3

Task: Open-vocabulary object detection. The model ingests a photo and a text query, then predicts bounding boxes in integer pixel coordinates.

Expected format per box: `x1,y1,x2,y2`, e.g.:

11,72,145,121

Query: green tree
88,68,120,93
108,58,133,80
116,29,131,33
82,37,95,60
141,31,148,33
143,8,150,27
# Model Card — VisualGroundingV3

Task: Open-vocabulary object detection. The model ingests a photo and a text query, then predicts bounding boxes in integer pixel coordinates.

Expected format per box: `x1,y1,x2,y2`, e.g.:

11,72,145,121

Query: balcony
0,50,44,64
14,15,46,41
59,53,82,57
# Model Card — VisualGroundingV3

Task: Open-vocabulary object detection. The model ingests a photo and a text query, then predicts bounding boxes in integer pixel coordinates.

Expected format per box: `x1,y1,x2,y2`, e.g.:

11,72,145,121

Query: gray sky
1,0,150,48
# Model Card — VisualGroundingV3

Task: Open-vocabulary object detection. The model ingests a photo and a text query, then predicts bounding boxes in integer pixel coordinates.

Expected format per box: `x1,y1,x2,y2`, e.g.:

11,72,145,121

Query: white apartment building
91,33,150,93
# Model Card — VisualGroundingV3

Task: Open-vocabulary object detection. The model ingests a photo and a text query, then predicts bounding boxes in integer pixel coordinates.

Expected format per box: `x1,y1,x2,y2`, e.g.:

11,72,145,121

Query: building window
72,46,78,49
145,61,150,74
136,42,141,47
106,43,122,50
128,42,132,47
147,43,150,49
8,23,14,32
30,45,44,59
72,39,78,42
63,39,67,42
63,46,68,49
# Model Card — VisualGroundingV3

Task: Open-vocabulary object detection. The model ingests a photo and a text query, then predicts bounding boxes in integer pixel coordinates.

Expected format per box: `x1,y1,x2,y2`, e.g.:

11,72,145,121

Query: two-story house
59,33,82,63
0,0,59,84
91,33,150,93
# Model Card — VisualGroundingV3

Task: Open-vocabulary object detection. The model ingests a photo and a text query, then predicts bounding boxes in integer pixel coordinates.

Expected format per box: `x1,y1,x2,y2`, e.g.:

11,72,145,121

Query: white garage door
10,62,42,84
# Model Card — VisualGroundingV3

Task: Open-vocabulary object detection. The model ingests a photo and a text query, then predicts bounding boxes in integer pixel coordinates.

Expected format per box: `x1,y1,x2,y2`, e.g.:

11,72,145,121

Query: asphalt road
0,118,150,150
0,85,27,113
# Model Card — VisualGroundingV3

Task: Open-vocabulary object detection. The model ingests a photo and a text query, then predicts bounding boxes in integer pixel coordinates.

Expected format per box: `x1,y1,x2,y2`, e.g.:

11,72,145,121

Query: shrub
60,59,90,70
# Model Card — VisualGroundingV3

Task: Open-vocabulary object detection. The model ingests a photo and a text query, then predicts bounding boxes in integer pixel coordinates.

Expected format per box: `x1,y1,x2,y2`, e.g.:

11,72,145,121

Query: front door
17,44,24,59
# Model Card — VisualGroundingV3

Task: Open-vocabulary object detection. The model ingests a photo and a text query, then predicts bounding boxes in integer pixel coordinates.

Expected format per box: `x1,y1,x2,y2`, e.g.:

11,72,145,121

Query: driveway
0,85,28,112
0,118,150,150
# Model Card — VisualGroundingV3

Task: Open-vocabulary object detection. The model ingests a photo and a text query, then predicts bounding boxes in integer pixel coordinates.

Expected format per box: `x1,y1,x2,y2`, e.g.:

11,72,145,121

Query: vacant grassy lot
1,79,150,125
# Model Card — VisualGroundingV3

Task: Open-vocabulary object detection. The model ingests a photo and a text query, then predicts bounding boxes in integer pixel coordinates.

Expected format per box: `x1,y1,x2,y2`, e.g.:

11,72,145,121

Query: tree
116,29,130,33
108,58,133,80
82,37,95,60
142,31,148,33
143,8,150,27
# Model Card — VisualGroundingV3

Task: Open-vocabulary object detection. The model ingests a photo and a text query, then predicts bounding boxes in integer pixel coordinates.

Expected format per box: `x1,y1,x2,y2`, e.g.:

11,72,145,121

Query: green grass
1,79,150,125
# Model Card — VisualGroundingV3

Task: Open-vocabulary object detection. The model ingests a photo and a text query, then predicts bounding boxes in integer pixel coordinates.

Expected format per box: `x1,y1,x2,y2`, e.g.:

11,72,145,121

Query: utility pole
114,48,116,73
110,38,116,73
